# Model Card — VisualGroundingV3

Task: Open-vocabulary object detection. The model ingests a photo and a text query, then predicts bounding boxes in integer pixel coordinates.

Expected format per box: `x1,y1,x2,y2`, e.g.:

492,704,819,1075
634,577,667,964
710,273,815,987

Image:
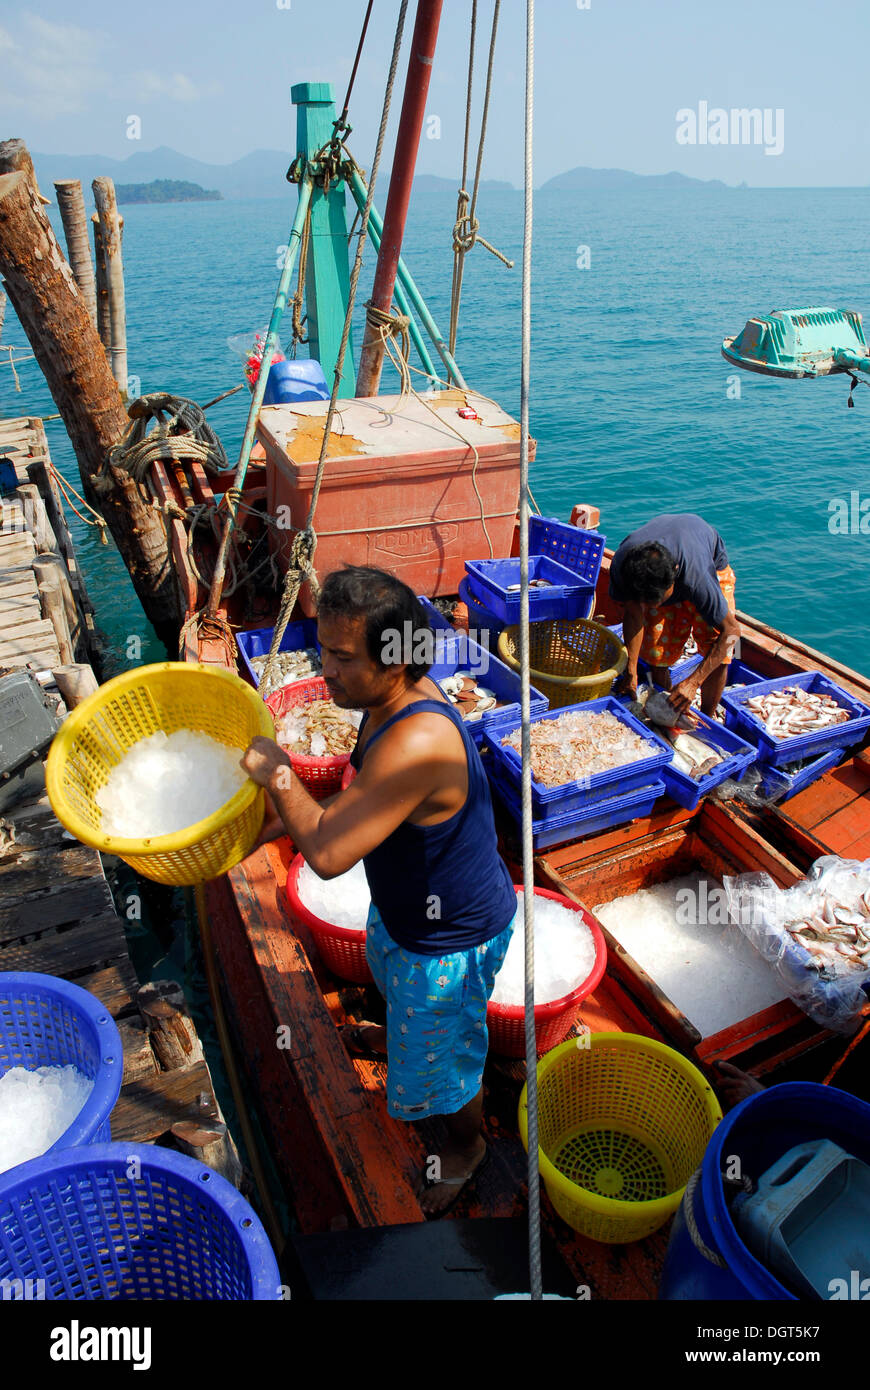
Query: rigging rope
519,0,543,1303
259,0,411,692
449,0,512,357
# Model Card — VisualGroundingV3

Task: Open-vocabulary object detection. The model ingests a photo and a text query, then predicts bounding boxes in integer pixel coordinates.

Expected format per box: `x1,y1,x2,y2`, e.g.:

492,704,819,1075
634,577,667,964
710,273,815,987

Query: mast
354,0,444,399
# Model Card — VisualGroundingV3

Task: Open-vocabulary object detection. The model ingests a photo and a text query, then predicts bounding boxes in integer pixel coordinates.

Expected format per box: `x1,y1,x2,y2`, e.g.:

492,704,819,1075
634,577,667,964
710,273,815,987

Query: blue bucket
660,1082,870,1300
263,358,330,405
0,1143,282,1299
0,972,123,1156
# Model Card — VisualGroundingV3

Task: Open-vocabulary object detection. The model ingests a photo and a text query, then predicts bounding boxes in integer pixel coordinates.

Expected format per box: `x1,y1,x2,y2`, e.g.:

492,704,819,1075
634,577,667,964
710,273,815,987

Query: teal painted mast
291,82,355,398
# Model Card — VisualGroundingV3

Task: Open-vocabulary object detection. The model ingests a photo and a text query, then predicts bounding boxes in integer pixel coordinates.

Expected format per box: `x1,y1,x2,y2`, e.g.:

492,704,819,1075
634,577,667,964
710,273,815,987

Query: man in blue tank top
242,567,517,1216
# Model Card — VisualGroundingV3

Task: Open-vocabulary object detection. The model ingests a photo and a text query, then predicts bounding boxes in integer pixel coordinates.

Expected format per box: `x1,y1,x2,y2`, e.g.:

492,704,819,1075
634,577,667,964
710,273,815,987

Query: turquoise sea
2,185,868,676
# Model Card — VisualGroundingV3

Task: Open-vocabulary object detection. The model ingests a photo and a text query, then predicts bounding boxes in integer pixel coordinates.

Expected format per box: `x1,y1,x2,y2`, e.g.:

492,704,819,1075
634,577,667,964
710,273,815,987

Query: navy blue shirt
609,513,729,627
349,698,517,955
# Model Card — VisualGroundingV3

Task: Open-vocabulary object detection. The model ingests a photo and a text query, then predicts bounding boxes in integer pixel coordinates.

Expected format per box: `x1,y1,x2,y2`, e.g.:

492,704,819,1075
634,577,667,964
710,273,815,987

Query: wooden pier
0,414,242,1182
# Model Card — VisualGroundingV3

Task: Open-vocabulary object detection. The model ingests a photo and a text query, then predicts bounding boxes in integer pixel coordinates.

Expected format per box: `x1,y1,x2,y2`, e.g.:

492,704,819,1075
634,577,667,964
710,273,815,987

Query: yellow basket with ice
45,663,275,886
519,1033,721,1244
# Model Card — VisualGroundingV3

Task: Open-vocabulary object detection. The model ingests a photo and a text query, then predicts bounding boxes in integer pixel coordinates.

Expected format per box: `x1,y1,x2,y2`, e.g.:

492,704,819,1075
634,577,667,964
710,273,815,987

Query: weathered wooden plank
0,878,115,938
228,849,425,1228
117,1016,159,1083
206,873,352,1232
0,843,103,888
110,1060,218,1144
76,959,140,1018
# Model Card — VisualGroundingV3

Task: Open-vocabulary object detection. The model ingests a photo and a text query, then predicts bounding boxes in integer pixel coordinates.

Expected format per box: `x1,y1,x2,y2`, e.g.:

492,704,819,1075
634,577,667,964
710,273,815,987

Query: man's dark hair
317,566,432,681
619,543,678,604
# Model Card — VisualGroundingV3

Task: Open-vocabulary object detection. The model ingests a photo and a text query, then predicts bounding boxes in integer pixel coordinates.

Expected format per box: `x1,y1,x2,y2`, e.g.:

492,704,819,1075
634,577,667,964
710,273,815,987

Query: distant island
115,179,222,205
540,166,729,191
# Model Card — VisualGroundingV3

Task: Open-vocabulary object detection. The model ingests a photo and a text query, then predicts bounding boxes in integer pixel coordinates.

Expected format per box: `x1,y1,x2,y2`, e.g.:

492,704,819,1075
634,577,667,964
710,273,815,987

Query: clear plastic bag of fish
723,855,870,1033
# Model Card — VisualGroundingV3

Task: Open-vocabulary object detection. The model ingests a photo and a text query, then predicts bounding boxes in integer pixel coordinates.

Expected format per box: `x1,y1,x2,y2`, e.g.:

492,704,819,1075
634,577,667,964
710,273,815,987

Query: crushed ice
297,858,371,931
0,1065,94,1173
489,891,597,1006
95,730,248,837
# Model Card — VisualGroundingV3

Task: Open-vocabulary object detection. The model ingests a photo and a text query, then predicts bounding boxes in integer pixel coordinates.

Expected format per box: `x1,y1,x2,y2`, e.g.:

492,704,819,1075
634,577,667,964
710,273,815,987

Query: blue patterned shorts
365,904,514,1121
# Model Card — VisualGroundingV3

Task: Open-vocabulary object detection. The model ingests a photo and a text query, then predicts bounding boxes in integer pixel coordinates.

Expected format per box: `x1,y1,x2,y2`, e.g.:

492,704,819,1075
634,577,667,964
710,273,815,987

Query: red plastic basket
284,852,373,984
265,677,354,801
486,886,607,1058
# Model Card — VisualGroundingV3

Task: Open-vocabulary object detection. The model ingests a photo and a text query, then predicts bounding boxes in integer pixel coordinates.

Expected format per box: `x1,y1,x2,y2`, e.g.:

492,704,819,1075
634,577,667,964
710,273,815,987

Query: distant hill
116,179,222,204
31,147,516,201
411,174,514,192
541,166,730,191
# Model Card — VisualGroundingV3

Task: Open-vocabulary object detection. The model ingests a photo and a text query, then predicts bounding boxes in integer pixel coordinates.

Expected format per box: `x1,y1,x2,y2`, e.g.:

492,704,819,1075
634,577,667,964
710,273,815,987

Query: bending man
610,512,741,716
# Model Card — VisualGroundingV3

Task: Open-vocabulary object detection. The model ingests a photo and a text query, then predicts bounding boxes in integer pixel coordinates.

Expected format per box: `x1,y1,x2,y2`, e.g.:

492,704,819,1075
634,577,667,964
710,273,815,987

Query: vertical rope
519,0,542,1303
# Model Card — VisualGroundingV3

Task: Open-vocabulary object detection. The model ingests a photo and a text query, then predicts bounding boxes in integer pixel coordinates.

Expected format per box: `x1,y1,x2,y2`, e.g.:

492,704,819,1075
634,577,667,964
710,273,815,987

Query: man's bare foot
715,1060,765,1108
341,1021,387,1057
418,1134,488,1218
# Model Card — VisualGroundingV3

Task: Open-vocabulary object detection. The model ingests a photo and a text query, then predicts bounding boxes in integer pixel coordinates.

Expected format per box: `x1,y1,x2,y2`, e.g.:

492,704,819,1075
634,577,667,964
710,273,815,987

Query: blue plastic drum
660,1081,870,1300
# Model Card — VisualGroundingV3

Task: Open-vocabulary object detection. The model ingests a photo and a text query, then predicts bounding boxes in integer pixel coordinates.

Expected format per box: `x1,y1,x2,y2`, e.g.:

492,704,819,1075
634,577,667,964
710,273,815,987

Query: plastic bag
723,856,870,1033
226,329,285,386
711,764,792,808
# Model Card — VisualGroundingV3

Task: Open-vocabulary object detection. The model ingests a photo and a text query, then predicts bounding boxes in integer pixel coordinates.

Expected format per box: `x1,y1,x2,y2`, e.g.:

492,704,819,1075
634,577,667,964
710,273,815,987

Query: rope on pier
97,392,227,493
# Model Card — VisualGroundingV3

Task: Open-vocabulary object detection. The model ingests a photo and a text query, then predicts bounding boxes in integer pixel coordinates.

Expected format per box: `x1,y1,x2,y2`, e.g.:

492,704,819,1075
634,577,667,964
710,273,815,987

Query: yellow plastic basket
45,663,275,886
497,618,627,709
519,1034,722,1244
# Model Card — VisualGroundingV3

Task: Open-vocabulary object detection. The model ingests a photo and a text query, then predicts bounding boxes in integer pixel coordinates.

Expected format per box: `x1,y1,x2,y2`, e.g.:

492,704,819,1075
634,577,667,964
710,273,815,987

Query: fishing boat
25,4,870,1299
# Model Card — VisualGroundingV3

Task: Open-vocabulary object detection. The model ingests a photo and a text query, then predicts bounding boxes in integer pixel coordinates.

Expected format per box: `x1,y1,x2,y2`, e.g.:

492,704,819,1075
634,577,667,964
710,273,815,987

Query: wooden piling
54,180,97,328
0,139,50,204
15,482,58,554
91,178,127,393
0,167,178,638
33,560,74,664
91,215,111,350
51,663,98,707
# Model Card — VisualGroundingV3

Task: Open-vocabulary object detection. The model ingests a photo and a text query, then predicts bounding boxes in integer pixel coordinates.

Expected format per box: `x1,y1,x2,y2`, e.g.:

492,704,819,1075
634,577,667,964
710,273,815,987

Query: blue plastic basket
488,761,665,851
427,632,547,747
660,712,757,811
722,671,870,767
528,516,606,586
486,696,672,815
0,1143,282,1299
237,617,320,690
757,746,846,803
0,973,122,1155
458,576,507,640
465,555,596,625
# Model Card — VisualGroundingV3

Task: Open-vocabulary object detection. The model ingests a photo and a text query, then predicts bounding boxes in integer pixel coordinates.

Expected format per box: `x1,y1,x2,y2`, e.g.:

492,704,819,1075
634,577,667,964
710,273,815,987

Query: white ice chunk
296,858,371,931
0,1064,94,1173
95,730,248,838
489,891,597,1006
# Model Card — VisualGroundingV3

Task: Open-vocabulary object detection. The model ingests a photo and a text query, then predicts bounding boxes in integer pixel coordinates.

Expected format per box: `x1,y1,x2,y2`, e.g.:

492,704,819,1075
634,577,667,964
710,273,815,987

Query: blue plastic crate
237,618,320,689
458,576,507,639
427,632,547,747
0,972,122,1153
486,695,672,815
660,712,757,811
465,555,596,625
528,515,606,586
0,1143,282,1300
417,595,453,631
722,672,870,767
488,763,665,851
757,746,846,803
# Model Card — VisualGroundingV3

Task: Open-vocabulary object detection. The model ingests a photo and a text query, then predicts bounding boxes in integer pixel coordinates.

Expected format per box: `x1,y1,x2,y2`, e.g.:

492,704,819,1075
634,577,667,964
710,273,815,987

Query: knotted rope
98,392,227,494
364,302,413,402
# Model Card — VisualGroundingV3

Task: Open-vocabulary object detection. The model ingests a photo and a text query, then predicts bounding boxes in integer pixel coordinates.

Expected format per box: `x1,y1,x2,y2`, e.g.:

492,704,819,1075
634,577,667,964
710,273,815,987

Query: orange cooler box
257,390,529,614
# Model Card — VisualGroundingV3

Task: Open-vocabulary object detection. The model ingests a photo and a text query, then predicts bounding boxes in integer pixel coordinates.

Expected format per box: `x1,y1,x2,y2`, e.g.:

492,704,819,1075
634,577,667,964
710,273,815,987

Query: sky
1,0,868,188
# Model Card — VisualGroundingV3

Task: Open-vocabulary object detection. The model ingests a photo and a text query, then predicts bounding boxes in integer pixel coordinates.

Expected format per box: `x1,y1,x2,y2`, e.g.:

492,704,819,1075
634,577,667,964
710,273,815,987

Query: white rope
519,0,543,1303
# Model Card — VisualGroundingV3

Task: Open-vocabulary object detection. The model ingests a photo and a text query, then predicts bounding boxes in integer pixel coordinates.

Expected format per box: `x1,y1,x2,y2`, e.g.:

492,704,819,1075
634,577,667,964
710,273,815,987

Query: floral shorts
640,565,736,668
365,904,514,1121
